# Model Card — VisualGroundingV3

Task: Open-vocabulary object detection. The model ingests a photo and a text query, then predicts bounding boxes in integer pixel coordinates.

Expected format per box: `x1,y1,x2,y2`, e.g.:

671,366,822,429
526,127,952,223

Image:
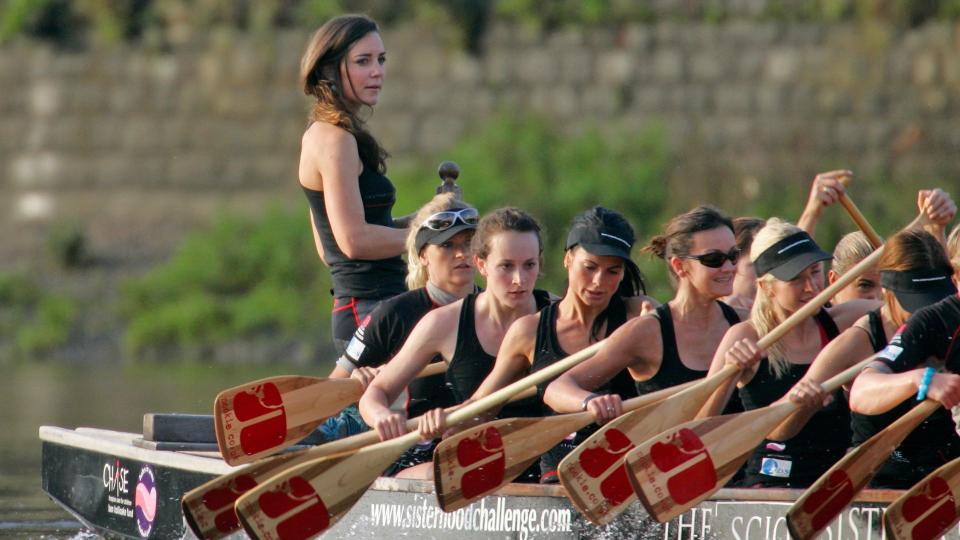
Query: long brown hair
299,14,388,173
878,229,953,325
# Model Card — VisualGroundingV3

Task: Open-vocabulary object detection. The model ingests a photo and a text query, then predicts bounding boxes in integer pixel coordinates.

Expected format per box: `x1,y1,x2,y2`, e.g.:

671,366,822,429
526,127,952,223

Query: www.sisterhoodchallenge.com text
368,495,572,540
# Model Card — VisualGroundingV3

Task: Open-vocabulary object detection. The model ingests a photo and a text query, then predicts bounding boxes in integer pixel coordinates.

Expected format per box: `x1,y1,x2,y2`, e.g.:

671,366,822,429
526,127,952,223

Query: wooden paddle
884,455,960,540
183,385,535,540
556,224,887,526
836,174,884,248
625,353,879,523
621,210,933,523
215,362,447,466
432,379,697,512
786,398,939,539
233,339,610,539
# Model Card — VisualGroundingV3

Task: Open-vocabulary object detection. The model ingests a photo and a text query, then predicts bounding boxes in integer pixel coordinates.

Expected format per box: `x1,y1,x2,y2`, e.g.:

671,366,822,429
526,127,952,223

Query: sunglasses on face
681,247,741,268
421,208,479,231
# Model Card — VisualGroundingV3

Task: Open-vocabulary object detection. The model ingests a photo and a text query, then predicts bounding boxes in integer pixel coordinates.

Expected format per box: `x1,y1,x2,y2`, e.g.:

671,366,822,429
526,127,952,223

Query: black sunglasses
680,247,741,268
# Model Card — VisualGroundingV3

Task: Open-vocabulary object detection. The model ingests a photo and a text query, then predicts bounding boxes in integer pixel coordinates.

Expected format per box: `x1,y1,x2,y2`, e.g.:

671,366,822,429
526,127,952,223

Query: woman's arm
544,316,661,422
849,366,931,414
697,322,762,418
767,322,874,440
797,170,850,237
305,126,408,259
359,308,454,440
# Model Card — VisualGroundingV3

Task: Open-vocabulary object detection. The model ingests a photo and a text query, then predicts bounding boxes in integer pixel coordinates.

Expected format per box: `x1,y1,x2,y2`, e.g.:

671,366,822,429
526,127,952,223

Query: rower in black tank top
739,308,849,488
850,309,960,487
302,163,408,355
636,301,743,413
445,290,552,418
532,295,637,482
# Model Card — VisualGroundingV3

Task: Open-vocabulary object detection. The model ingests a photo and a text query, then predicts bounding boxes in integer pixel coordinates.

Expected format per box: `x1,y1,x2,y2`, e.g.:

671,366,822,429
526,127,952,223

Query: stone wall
4,19,960,264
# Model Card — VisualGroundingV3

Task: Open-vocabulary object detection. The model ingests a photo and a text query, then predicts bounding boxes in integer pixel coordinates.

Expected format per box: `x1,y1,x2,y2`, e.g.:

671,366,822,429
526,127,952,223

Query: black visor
880,269,957,313
753,231,832,280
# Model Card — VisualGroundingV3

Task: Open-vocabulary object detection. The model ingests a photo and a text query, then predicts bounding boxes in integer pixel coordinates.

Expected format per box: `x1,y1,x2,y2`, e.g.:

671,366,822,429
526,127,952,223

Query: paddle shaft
837,176,884,248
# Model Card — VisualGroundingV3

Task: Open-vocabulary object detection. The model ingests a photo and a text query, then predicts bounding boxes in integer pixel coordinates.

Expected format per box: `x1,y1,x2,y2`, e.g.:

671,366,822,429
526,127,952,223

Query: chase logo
135,465,157,537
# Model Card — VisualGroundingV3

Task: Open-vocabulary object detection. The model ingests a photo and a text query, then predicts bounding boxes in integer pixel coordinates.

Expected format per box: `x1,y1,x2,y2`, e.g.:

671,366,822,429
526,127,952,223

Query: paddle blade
626,406,789,523
558,373,736,526
787,400,938,540
182,450,308,540
215,375,363,465
884,458,960,540
235,436,412,539
434,413,590,512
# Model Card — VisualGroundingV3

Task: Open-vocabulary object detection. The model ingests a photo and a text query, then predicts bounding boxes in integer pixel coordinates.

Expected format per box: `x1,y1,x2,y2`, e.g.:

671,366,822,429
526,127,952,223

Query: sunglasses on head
421,208,479,231
681,247,740,268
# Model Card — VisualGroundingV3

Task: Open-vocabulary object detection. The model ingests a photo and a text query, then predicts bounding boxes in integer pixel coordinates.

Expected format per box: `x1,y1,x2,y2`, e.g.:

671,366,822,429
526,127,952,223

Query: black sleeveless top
850,309,960,485
635,301,741,395
739,309,848,487
445,290,553,414
302,164,406,298
531,296,637,407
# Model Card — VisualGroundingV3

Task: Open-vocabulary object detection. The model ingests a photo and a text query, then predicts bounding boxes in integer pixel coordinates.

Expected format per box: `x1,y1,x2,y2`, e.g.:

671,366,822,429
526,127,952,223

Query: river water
2,360,328,538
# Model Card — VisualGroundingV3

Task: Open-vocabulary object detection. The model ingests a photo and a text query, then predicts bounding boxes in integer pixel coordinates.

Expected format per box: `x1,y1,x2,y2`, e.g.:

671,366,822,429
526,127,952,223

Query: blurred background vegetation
5,0,960,50
1,0,955,363
0,110,858,362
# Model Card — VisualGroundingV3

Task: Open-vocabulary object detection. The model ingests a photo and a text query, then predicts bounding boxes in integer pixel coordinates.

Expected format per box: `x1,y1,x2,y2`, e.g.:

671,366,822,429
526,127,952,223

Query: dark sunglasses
681,247,741,268
421,208,479,231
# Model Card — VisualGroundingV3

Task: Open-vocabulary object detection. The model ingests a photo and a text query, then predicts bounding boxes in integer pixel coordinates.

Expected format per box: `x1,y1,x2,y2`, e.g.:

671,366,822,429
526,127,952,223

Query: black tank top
531,296,637,407
635,301,741,395
302,164,406,298
739,309,848,485
445,290,553,415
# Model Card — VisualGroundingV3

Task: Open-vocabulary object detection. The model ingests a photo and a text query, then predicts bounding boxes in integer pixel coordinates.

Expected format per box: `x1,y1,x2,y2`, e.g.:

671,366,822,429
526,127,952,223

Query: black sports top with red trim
738,308,847,487
342,287,455,418
302,164,406,298
850,307,960,487
446,290,552,418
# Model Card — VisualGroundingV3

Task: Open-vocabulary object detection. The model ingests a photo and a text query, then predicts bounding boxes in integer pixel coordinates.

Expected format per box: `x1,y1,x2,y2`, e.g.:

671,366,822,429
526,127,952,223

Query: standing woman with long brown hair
299,15,412,356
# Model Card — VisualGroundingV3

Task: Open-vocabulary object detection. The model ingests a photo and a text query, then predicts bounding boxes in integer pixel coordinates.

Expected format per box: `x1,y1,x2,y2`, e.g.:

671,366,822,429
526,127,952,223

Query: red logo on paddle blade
578,429,636,507
456,426,506,499
580,429,635,477
201,474,258,533
258,476,330,540
802,470,854,532
232,383,287,456
901,476,957,540
649,428,717,505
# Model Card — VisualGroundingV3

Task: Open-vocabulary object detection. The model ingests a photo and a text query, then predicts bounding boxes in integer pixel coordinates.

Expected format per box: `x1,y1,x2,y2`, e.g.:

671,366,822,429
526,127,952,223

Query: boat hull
39,426,960,539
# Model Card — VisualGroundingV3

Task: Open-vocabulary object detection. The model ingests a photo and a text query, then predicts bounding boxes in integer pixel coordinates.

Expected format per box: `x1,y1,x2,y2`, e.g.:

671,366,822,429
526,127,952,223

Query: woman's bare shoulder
302,121,355,150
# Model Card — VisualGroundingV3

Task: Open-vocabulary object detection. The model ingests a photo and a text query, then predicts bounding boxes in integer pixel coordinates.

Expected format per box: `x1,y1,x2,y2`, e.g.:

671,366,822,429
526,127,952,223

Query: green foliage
392,111,675,300
0,271,77,357
119,205,330,357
